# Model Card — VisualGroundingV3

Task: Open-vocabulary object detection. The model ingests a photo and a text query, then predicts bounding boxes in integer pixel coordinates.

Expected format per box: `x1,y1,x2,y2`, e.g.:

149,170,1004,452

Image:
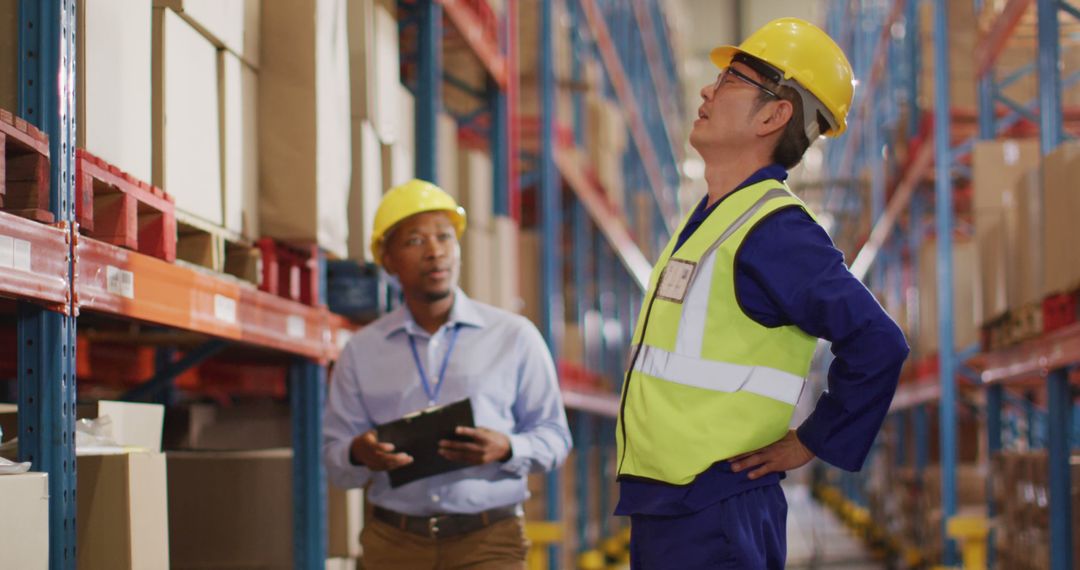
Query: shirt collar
382,288,486,338
691,164,789,221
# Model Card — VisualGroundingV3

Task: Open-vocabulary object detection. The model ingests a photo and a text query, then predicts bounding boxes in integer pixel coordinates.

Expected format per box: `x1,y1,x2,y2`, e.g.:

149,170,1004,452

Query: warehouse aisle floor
784,482,885,569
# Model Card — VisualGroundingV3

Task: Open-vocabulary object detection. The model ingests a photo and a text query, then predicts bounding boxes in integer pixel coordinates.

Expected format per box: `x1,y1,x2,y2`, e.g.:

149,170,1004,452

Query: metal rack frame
824,0,1080,567
1,0,514,567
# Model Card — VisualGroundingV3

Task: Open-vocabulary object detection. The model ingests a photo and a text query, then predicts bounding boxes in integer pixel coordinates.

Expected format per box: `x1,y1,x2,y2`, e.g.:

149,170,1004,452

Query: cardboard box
167,449,293,569
917,238,978,355
75,0,153,183
260,0,352,259
461,225,494,304
154,0,259,68
972,139,1041,322
380,84,416,191
347,0,401,143
153,7,224,225
328,483,364,559
1008,169,1044,308
458,149,495,230
518,230,542,326
219,50,260,239
0,472,49,570
1,401,164,453
166,399,291,451
491,216,520,312
78,452,170,570
79,400,165,453
438,113,460,199
326,559,357,570
349,120,383,263
0,0,16,113
1041,142,1080,295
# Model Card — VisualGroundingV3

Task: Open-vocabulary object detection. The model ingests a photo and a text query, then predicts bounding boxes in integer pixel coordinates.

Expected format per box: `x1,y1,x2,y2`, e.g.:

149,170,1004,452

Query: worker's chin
423,287,453,303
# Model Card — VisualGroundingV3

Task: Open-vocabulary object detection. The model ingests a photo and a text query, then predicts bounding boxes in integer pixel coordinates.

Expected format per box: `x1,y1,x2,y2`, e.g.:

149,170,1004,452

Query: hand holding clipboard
372,398,481,488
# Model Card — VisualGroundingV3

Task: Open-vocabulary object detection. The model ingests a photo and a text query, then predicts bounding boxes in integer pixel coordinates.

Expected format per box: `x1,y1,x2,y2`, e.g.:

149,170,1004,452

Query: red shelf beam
972,323,1080,385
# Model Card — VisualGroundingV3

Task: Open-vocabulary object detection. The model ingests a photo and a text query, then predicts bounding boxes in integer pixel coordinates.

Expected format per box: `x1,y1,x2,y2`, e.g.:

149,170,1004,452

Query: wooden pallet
1008,302,1044,345
256,238,321,306
0,108,53,223
75,149,177,262
175,212,262,286
981,313,1011,352
1043,289,1080,334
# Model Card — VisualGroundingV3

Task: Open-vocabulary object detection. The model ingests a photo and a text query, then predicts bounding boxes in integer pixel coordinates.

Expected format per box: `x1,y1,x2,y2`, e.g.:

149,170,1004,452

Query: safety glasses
715,66,782,99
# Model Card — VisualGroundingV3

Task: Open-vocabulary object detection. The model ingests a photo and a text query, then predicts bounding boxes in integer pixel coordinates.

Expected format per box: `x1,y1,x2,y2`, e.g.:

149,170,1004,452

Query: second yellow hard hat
369,179,467,263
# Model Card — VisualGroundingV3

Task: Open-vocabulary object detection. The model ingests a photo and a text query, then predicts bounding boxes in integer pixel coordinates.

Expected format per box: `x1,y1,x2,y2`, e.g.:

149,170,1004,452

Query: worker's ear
756,99,793,138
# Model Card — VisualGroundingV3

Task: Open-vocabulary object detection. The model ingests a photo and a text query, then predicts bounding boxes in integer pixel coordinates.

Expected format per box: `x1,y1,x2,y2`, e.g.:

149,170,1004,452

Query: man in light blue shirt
323,180,571,569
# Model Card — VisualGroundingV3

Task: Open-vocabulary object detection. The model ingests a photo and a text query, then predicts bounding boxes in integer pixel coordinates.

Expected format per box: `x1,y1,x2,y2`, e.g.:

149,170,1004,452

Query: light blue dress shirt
322,289,572,516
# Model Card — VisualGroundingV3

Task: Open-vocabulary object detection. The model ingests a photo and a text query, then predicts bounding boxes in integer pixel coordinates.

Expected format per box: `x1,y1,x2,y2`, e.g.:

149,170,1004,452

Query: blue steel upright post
291,358,328,570
539,1,564,568
931,0,959,564
1035,0,1070,566
416,0,443,182
16,0,78,567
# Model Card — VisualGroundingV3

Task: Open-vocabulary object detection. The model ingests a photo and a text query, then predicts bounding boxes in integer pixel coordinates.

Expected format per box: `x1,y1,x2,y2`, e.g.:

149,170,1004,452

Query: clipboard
375,398,476,488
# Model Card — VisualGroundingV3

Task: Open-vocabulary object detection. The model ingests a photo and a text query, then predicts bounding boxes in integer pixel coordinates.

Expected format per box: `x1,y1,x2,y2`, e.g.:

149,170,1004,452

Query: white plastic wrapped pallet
219,50,260,238
153,7,224,226
154,0,260,68
349,120,382,262
348,0,401,143
259,0,352,258
79,0,153,183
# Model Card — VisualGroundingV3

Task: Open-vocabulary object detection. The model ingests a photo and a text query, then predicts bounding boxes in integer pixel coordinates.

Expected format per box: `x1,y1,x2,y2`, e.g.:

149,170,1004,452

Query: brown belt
372,504,520,539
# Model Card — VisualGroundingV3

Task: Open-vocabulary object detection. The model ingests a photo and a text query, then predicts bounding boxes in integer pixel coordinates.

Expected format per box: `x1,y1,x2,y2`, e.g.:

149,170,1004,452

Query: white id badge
655,259,696,303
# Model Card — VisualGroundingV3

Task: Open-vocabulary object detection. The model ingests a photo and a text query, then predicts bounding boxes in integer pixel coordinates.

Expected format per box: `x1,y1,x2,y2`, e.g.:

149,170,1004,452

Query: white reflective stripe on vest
632,344,805,406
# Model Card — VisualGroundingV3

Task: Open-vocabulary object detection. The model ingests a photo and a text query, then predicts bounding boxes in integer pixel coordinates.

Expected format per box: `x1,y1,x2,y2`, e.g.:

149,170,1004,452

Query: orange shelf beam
439,0,507,89
75,237,327,361
0,211,70,313
971,323,1080,385
556,147,652,290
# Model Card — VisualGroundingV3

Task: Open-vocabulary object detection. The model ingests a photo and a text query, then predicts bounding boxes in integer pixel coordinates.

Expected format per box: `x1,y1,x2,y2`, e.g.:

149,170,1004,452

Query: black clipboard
375,398,476,488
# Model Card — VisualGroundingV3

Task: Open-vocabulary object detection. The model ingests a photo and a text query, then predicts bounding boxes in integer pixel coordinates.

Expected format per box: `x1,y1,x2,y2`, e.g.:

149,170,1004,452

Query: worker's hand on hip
729,430,815,480
438,426,512,465
350,430,414,471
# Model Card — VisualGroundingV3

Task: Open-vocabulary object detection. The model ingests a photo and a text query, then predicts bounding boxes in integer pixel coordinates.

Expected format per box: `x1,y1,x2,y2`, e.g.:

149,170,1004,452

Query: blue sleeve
735,207,910,471
500,318,573,477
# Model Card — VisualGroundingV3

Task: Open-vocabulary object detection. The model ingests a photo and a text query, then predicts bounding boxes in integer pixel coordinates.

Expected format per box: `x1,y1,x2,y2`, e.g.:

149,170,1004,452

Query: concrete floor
784,482,886,570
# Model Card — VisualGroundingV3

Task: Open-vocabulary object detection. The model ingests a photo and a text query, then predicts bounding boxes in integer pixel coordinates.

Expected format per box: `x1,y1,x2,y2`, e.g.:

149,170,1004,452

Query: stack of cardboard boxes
972,139,1080,346
992,451,1080,569
0,401,170,570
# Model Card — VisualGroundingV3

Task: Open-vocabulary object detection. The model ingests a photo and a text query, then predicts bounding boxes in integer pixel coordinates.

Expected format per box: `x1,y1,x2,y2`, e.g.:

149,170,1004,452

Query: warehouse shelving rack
0,1,516,569
818,0,1080,568
519,0,685,565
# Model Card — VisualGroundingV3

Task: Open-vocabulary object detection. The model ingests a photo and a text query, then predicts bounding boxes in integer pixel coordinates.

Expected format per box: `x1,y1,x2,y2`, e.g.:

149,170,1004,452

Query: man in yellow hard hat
323,179,571,569
615,18,909,568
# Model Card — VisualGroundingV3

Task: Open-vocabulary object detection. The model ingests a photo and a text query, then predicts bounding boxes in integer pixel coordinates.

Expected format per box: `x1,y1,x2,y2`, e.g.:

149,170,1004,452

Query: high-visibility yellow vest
616,180,819,485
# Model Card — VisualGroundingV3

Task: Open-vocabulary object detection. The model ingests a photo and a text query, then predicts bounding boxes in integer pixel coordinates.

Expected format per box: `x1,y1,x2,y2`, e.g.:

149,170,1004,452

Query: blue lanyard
407,325,461,405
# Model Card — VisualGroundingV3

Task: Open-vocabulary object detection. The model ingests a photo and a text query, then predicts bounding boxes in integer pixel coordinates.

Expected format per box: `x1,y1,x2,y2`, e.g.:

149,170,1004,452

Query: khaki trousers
360,515,529,570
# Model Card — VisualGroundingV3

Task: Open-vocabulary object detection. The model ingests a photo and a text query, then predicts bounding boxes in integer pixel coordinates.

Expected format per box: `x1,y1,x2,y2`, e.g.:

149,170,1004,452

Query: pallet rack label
106,265,135,299
213,293,238,324
2,237,32,271
287,315,306,339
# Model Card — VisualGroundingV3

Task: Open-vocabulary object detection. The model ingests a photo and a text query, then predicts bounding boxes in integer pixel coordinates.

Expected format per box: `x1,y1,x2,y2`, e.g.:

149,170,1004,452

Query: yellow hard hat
710,17,854,136
370,179,467,263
